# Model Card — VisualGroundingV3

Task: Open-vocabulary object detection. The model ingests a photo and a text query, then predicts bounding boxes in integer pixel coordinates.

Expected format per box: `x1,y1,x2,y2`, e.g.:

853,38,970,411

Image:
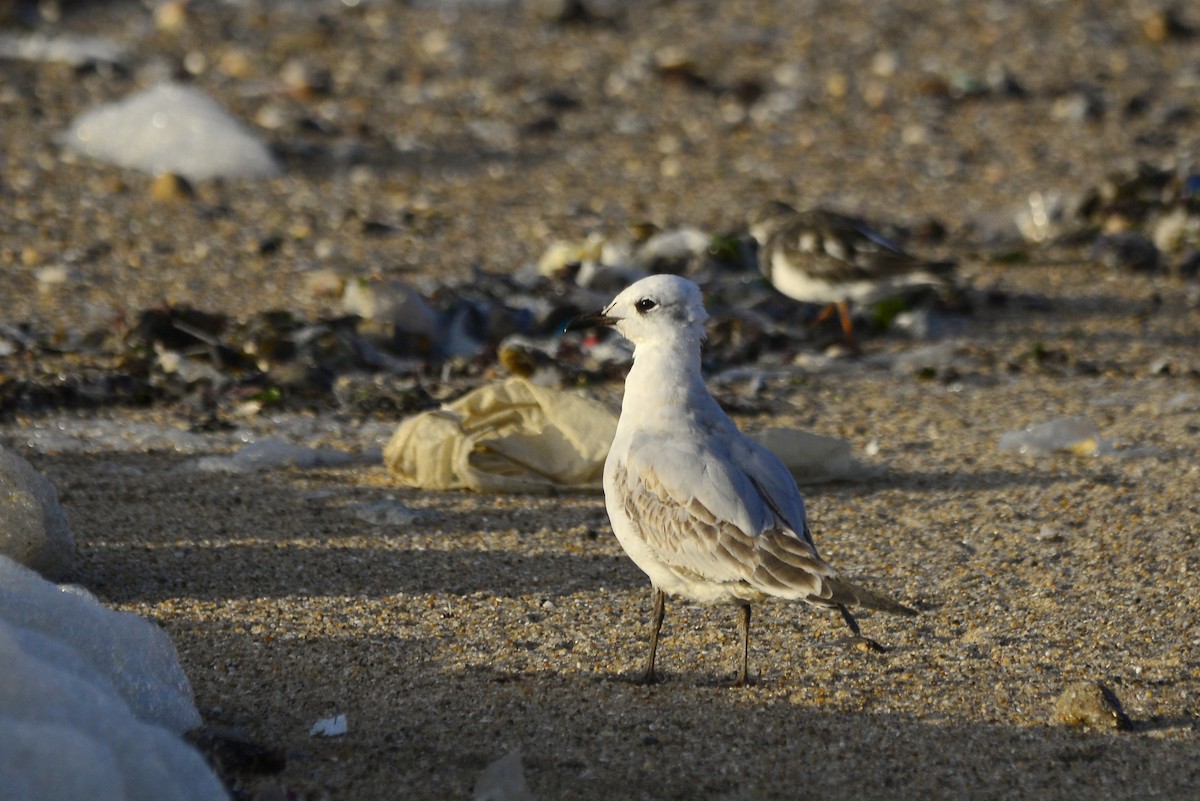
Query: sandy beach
3,1,1199,798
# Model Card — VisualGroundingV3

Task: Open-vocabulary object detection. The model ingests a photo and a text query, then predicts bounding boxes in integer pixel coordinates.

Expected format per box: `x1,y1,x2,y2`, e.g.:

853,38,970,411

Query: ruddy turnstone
749,201,954,347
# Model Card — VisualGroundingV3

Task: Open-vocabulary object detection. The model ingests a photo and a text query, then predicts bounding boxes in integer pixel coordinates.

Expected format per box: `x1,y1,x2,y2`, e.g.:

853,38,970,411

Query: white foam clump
0,32,124,66
0,445,75,579
65,82,280,181
9,419,215,455
0,556,227,801
191,438,360,473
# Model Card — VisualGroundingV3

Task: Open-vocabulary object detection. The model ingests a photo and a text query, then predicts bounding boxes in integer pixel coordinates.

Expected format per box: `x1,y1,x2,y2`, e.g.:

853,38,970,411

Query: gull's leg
635,587,666,685
733,604,753,687
838,604,862,637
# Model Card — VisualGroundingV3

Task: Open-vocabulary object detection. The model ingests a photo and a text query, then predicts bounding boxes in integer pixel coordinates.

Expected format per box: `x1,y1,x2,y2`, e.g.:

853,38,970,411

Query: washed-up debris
537,232,609,279
997,416,1115,457
0,205,970,423
1091,232,1161,273
64,82,280,180
0,445,75,579
383,376,877,493
882,340,988,380
383,378,618,493
1007,162,1200,275
346,500,423,527
473,748,537,801
497,335,570,387
747,428,881,484
1052,680,1131,730
341,277,440,339
309,714,348,737
535,225,742,293
191,438,361,473
0,32,124,67
1012,190,1078,244
632,225,711,272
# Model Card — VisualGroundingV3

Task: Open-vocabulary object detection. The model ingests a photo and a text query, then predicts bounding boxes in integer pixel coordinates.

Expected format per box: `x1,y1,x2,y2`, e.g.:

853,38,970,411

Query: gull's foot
632,669,661,686
849,635,888,653
730,672,758,688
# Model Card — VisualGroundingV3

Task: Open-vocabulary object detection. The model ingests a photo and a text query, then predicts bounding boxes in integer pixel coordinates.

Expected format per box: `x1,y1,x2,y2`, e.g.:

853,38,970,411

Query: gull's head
570,274,708,347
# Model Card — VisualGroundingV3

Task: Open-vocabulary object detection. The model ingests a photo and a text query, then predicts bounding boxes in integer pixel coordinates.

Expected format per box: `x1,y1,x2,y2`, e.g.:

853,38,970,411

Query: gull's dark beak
566,309,619,331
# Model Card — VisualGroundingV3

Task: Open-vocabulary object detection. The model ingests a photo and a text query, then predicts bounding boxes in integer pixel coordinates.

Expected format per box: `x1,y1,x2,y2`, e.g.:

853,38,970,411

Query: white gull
571,274,915,685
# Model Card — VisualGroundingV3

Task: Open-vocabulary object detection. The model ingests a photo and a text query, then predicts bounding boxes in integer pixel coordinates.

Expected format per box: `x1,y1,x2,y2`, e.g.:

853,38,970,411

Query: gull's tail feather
823,577,917,617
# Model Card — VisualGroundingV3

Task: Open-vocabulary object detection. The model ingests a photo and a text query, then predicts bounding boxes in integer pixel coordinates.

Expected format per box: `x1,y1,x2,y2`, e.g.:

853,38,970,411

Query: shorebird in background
749,201,955,349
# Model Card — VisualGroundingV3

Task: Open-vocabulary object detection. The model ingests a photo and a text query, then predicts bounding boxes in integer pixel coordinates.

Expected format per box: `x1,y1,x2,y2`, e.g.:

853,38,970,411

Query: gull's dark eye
635,298,657,313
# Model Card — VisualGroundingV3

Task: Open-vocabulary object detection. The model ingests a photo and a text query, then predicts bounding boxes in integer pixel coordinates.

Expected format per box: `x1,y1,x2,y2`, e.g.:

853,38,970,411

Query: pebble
34,264,74,286
154,1,190,35
149,172,195,203
1091,232,1161,273
1052,680,1131,731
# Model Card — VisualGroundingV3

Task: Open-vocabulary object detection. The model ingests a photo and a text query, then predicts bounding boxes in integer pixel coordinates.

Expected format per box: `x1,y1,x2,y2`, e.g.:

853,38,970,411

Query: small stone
526,0,592,24
1052,680,1131,730
149,172,195,203
254,104,287,130
1051,91,1104,124
1142,8,1192,43
870,50,898,78
825,71,849,99
303,267,345,298
182,51,207,76
35,264,73,286
1091,232,1160,273
154,1,190,35
1151,207,1189,253
281,58,330,97
217,47,254,79
1175,249,1200,279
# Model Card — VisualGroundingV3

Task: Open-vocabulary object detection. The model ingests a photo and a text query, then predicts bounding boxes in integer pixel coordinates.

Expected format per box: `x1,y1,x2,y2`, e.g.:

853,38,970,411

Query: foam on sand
64,82,280,181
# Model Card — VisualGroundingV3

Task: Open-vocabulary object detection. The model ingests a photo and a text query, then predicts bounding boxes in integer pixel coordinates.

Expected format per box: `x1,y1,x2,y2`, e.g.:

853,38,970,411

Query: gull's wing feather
726,433,810,543
616,432,837,600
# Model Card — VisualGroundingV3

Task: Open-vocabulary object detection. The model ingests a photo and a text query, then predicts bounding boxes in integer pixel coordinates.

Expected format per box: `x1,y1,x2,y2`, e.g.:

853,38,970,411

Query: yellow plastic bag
384,378,618,493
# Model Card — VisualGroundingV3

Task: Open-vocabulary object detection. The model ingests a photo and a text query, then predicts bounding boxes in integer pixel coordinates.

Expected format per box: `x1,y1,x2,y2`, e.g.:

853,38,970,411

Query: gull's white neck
621,333,709,418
